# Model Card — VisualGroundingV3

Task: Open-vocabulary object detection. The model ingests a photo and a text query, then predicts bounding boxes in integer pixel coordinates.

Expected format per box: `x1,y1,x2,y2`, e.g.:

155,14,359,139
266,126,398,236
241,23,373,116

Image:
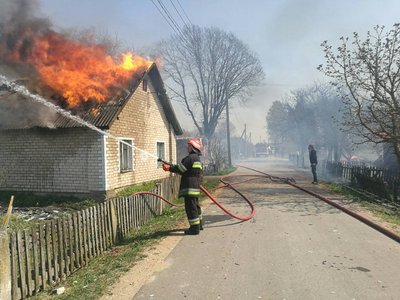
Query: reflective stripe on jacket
170,152,203,197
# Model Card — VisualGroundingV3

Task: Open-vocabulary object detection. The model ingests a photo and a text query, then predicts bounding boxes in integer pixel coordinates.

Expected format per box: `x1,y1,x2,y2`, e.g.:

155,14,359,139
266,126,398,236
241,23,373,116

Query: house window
142,79,148,92
157,142,165,168
120,140,133,172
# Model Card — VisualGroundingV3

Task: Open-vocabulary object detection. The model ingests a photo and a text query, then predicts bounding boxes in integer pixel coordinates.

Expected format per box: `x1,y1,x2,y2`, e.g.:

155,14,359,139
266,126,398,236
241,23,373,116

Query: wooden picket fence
6,176,180,300
323,161,399,201
324,161,399,183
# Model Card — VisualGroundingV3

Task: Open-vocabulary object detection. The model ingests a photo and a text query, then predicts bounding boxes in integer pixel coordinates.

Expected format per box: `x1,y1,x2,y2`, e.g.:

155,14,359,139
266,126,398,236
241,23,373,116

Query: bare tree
266,84,350,163
207,137,227,173
312,84,350,162
286,89,318,167
267,100,289,145
160,25,264,140
318,24,400,166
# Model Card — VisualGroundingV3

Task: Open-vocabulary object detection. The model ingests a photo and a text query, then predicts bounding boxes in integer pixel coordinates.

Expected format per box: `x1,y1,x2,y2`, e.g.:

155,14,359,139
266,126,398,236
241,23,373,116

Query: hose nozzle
157,158,170,165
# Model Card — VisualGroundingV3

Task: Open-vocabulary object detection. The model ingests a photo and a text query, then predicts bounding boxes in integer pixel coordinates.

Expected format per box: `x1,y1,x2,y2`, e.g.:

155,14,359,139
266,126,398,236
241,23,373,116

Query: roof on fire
0,63,183,135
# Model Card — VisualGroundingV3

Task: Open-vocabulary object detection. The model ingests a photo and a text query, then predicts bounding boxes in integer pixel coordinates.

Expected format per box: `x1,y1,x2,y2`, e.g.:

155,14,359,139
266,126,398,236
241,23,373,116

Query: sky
37,0,400,142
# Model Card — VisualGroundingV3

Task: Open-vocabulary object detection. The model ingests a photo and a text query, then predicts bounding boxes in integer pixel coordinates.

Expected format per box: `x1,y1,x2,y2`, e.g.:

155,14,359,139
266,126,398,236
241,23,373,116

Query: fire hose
131,161,400,243
131,159,257,221
237,164,400,244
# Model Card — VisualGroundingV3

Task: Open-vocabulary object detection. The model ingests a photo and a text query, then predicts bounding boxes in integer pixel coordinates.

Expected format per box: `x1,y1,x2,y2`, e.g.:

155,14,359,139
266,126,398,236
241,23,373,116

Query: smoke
0,0,58,129
0,93,57,130
0,0,51,68
0,0,40,26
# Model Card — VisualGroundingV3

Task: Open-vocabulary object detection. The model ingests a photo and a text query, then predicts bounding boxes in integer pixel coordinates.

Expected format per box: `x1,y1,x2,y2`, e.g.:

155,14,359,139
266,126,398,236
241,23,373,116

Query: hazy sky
38,0,400,142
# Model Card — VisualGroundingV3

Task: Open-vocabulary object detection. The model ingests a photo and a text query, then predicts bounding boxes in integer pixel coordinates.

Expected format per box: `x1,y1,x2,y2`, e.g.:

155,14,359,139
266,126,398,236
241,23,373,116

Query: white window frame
118,138,134,173
156,141,166,168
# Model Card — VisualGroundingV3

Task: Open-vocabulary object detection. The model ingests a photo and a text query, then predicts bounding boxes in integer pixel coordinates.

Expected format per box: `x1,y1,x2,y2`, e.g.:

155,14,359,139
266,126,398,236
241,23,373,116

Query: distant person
308,144,318,184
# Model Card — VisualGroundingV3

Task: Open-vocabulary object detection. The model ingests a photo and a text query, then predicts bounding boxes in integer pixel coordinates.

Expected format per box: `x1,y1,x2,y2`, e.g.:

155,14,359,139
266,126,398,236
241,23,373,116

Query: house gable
105,74,178,193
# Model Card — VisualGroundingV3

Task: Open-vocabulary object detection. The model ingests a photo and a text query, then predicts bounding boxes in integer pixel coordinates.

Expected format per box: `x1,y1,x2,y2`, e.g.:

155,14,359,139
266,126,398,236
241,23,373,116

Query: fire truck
255,143,270,157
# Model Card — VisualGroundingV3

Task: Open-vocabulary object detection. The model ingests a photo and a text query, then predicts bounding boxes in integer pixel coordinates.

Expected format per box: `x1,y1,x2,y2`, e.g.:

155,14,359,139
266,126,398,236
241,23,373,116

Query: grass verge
116,181,158,197
206,166,237,176
0,192,96,209
32,207,187,300
31,177,221,299
324,182,400,226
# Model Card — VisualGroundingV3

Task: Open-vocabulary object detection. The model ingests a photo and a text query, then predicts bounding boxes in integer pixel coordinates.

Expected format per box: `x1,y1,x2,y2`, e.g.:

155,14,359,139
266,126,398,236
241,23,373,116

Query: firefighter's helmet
188,138,202,152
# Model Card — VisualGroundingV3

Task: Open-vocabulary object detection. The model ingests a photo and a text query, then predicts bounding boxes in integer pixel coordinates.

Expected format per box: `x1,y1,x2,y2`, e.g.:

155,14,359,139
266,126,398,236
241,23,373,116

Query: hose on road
237,164,400,244
132,165,400,243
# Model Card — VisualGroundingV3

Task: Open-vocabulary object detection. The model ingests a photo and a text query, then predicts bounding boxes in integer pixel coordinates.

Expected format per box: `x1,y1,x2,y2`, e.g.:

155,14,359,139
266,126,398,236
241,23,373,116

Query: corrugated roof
50,92,132,129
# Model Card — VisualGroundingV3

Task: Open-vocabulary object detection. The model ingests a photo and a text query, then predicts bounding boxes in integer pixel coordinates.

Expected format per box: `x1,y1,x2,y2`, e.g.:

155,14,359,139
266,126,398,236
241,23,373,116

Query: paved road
133,158,400,300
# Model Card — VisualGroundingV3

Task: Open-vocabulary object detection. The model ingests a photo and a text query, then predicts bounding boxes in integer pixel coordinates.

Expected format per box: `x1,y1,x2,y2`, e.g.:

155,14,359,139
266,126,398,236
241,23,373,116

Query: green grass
324,182,400,226
0,192,95,208
360,201,400,226
202,177,222,190
206,166,237,176
1,214,44,232
32,207,187,300
0,194,97,232
116,181,157,197
27,178,220,299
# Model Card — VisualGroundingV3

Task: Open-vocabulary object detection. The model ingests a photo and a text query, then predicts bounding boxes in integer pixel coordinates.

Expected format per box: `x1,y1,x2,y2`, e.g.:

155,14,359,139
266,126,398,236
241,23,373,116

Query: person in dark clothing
162,138,203,235
308,144,318,184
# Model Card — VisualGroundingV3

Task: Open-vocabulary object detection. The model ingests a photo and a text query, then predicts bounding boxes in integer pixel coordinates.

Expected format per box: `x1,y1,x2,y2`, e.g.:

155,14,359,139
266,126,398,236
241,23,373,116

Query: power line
156,0,189,42
157,0,185,35
150,0,187,43
169,0,190,27
150,0,179,36
176,0,193,25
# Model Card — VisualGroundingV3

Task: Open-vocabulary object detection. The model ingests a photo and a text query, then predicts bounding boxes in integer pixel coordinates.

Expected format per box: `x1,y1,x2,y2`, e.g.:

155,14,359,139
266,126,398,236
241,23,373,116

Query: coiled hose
131,171,262,221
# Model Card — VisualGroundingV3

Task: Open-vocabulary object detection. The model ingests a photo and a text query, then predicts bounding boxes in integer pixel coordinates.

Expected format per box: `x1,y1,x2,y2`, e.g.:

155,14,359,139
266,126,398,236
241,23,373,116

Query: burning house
0,2,182,199
0,63,182,199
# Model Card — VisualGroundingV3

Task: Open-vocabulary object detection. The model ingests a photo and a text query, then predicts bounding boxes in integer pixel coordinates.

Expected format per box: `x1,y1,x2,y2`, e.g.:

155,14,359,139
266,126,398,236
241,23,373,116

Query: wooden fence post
0,231,11,300
157,182,163,215
109,200,118,243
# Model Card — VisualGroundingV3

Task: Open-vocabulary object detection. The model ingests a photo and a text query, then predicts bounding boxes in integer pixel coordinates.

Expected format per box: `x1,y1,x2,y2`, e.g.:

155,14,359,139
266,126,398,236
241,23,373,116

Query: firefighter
162,138,203,235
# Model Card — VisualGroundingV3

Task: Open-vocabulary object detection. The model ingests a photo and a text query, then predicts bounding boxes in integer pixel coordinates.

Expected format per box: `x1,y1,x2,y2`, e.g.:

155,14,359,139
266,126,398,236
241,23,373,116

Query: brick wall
0,128,105,194
106,76,177,194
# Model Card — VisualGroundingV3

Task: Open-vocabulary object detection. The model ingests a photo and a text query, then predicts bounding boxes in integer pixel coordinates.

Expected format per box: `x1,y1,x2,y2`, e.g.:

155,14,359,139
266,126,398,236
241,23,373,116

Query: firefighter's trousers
184,196,202,226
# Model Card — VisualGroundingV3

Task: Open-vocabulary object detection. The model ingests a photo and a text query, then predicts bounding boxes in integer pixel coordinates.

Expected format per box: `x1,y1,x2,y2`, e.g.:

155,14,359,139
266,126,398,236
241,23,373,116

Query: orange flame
8,32,152,107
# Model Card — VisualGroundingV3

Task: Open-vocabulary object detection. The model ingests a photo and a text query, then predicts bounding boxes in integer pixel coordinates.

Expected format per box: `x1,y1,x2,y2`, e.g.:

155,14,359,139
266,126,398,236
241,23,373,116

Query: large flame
5,31,152,107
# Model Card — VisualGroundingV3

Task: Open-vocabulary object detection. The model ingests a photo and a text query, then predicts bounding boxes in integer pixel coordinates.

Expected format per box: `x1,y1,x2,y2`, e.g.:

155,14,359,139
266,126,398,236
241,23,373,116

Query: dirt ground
101,159,400,299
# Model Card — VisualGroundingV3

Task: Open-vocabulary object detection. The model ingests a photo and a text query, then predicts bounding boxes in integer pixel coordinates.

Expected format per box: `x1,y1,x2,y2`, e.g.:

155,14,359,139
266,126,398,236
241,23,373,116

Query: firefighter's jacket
170,152,203,197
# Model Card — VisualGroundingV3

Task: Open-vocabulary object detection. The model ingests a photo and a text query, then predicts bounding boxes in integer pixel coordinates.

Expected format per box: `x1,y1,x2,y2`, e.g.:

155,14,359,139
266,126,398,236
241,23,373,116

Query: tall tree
160,25,264,140
318,24,400,166
312,85,350,162
266,100,289,144
286,89,318,167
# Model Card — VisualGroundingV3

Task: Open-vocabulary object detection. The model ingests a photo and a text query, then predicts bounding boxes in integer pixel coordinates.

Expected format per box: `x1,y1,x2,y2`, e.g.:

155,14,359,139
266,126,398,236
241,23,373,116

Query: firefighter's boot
184,224,200,235
199,219,204,230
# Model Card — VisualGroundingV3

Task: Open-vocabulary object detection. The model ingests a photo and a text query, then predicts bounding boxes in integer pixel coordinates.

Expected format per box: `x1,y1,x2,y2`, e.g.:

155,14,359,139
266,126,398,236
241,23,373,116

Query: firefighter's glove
162,163,171,172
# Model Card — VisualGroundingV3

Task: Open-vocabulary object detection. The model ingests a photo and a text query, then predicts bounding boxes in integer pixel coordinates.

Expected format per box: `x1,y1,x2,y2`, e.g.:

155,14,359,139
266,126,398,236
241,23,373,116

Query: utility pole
226,99,232,167
244,124,247,158
249,132,252,157
240,124,247,159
